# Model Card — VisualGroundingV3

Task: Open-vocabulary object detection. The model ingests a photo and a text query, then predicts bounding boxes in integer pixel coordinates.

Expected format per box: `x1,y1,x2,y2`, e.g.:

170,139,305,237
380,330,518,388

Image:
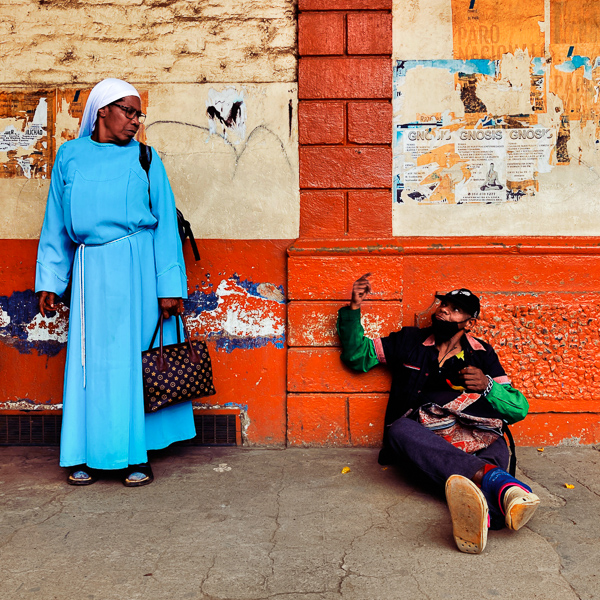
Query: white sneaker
503,486,540,530
445,475,489,554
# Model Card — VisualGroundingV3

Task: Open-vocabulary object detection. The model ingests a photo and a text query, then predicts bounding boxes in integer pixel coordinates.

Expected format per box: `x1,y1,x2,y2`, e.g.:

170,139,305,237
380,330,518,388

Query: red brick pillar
287,0,395,447
297,0,393,239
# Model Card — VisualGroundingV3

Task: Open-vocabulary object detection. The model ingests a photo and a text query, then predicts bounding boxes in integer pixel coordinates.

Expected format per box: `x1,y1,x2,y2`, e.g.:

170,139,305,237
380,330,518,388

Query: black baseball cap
435,288,480,318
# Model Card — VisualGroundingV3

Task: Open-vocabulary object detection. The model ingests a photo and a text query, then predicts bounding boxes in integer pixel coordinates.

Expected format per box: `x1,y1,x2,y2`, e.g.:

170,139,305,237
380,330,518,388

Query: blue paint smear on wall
555,55,599,80
394,59,497,79
0,290,65,356
209,334,285,353
184,288,219,315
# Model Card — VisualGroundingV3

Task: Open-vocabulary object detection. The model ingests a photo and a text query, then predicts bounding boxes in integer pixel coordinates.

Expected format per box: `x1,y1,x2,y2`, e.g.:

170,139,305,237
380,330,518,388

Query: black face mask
431,316,470,344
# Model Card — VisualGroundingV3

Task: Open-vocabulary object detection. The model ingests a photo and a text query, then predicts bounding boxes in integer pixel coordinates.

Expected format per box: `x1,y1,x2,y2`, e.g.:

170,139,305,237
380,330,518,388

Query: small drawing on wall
206,87,247,141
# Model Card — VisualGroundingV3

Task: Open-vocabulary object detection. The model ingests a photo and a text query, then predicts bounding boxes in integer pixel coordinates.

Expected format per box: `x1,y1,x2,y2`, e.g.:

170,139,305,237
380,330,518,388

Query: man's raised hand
350,273,372,310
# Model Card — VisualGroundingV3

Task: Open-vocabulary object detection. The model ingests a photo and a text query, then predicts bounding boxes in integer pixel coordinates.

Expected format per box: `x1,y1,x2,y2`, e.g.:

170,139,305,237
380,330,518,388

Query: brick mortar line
299,143,392,146
299,54,392,57
298,10,393,14
299,187,392,191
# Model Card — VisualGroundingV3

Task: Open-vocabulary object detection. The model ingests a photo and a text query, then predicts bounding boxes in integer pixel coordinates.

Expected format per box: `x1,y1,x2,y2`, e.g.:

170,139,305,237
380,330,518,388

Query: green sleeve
486,383,529,424
336,306,380,373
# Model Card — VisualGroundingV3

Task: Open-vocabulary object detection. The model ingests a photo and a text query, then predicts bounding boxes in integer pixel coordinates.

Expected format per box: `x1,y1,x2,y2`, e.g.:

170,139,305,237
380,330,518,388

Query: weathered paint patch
185,276,286,353
0,307,10,327
0,276,286,356
0,399,62,411
0,290,67,356
25,308,69,344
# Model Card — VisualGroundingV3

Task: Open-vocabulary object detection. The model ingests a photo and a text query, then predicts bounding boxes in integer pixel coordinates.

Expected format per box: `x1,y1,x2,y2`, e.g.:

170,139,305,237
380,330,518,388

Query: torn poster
396,126,556,204
0,91,54,179
452,0,545,60
393,57,557,205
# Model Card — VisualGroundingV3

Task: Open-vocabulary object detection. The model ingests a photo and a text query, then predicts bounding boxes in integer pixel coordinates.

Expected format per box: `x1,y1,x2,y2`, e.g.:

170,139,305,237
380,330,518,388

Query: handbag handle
148,313,200,372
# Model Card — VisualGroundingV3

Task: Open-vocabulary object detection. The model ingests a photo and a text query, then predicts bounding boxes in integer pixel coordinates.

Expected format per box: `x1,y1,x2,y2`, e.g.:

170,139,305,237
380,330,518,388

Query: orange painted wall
287,239,600,447
0,239,291,446
3,0,600,450
292,0,600,447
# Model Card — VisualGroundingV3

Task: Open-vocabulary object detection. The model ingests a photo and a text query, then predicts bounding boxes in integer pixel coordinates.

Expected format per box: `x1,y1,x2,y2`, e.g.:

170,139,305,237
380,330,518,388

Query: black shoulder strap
139,142,153,209
177,209,201,261
138,142,200,262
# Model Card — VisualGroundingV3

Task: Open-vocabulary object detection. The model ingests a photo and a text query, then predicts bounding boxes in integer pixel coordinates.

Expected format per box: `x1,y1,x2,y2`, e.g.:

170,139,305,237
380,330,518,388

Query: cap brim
435,294,476,317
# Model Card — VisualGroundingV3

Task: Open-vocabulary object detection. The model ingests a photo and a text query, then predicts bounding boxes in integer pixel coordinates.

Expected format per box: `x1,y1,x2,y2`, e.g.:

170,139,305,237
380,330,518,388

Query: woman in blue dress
36,78,196,486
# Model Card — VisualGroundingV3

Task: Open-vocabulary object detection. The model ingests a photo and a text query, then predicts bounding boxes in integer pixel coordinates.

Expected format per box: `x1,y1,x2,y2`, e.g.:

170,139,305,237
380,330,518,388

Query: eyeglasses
110,102,146,123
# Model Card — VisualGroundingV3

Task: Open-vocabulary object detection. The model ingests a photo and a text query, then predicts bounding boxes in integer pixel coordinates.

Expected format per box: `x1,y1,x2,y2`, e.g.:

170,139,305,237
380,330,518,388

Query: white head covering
78,78,141,138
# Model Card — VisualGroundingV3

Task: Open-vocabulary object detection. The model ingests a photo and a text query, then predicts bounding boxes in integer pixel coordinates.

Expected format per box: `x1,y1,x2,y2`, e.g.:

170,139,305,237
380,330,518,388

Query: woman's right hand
38,291,57,317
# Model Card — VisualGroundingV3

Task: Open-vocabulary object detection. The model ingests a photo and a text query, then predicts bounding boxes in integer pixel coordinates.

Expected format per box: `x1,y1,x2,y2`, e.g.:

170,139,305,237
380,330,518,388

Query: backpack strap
139,142,153,210
138,142,200,262
176,209,201,261
502,421,517,476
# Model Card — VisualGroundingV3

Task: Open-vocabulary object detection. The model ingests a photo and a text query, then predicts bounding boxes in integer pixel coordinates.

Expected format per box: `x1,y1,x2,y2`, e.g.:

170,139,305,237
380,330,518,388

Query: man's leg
386,417,539,552
386,418,495,553
386,417,505,489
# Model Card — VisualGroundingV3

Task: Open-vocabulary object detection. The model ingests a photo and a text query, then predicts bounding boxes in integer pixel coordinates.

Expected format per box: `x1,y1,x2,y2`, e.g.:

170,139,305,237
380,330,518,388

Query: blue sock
481,468,532,516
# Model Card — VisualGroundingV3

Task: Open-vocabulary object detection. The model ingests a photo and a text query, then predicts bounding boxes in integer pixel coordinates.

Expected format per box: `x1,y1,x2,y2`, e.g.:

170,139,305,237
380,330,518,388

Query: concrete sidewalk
1,445,599,600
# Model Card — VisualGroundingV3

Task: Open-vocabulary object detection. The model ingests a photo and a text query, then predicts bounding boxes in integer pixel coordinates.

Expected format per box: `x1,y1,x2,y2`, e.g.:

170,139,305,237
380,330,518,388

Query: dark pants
386,417,510,529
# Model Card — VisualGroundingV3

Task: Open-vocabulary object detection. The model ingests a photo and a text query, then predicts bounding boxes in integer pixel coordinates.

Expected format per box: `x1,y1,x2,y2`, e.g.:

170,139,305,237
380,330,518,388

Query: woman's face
95,95,142,145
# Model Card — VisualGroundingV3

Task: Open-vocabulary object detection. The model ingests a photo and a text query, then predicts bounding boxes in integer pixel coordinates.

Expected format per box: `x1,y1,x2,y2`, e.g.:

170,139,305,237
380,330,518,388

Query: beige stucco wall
0,0,298,240
146,83,298,239
1,0,295,85
392,0,600,236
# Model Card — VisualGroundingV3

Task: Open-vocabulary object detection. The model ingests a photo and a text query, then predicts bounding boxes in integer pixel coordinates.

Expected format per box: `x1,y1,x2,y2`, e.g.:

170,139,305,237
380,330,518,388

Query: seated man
337,274,539,554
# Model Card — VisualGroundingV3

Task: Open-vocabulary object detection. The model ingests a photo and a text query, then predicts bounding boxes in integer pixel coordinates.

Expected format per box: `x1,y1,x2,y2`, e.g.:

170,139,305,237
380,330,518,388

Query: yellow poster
551,0,600,46
452,0,545,60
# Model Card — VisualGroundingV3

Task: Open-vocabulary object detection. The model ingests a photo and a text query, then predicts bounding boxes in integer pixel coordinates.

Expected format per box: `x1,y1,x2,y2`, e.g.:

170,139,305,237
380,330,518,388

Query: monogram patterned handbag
142,314,216,413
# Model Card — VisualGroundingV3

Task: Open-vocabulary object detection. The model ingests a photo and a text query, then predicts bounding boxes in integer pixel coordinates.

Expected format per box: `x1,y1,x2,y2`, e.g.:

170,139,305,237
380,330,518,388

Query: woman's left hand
158,298,184,319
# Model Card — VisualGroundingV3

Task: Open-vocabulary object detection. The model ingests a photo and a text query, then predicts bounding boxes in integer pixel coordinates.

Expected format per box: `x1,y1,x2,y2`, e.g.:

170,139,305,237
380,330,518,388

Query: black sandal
123,463,154,487
67,465,97,486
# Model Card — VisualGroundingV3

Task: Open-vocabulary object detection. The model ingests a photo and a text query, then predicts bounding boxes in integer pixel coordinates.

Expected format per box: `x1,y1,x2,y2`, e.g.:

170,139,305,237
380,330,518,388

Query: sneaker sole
445,475,489,554
505,493,540,530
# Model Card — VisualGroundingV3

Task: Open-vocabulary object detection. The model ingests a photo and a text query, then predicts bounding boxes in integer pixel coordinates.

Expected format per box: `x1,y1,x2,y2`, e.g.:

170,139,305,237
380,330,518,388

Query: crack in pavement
335,496,406,596
265,459,286,592
0,490,74,551
199,555,217,598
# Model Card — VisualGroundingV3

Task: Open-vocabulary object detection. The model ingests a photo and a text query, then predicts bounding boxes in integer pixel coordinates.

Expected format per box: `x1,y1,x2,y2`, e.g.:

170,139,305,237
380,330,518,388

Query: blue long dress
35,136,196,469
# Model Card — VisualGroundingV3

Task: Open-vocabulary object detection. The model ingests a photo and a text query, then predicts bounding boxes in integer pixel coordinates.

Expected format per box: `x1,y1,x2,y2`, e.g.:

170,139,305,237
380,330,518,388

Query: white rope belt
78,229,146,388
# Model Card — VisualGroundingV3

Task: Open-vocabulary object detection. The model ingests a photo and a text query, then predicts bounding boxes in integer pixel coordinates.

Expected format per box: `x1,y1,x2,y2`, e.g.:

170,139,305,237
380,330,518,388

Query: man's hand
350,273,372,310
459,366,488,393
38,291,58,317
159,298,184,319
